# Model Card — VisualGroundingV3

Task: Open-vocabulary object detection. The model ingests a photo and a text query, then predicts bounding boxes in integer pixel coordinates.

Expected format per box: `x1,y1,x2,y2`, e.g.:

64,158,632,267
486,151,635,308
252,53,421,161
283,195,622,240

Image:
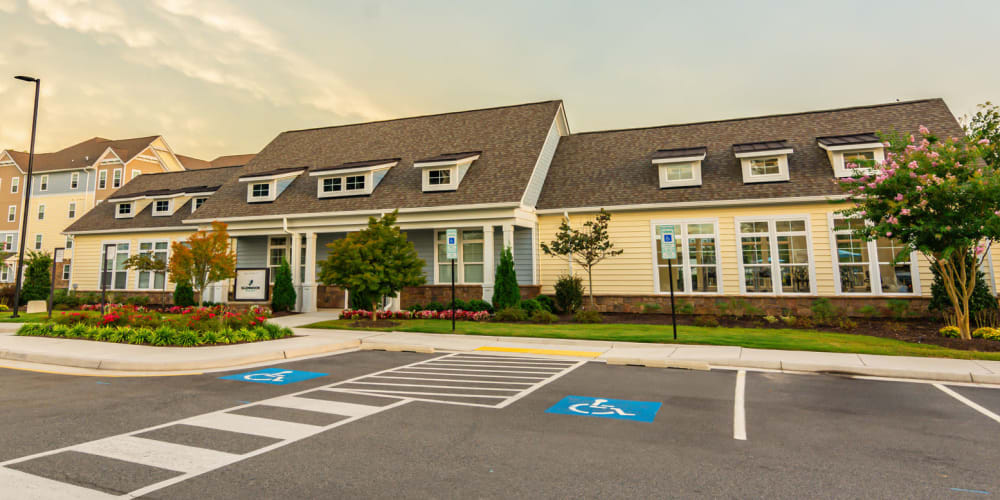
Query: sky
1,0,998,160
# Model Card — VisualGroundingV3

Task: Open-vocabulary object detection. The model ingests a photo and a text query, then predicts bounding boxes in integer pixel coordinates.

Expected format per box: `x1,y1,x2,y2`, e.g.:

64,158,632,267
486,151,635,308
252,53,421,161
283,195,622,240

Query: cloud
0,0,16,13
27,0,157,47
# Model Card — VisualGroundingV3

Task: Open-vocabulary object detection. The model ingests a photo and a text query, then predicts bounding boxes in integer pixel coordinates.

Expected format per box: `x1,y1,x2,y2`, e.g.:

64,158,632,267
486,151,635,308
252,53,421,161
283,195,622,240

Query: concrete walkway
0,321,998,384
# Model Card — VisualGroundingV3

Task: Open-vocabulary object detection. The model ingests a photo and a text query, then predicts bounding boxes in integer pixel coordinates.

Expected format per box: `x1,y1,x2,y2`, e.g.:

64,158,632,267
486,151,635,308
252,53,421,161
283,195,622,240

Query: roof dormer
734,141,793,183
817,133,885,178
413,151,480,192
238,167,306,203
652,147,706,188
309,158,398,198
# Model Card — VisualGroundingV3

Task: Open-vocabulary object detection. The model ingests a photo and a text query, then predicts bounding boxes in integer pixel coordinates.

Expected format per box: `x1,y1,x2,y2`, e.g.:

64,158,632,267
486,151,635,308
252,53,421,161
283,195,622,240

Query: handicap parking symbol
219,368,327,385
546,396,661,422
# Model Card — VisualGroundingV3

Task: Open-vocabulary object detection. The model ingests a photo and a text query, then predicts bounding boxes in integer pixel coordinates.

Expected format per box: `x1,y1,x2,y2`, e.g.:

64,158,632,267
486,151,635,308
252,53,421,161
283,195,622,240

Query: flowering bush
16,322,292,346
51,304,277,332
340,308,491,322
939,326,961,338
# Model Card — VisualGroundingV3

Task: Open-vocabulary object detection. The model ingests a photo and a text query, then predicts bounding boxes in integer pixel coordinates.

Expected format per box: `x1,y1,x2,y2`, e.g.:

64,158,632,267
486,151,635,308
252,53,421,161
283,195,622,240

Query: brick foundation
567,294,938,318
317,285,346,308
400,285,483,309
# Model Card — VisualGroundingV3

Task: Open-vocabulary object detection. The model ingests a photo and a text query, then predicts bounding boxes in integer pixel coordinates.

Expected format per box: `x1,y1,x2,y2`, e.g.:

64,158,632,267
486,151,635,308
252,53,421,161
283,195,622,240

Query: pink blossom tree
837,127,1000,339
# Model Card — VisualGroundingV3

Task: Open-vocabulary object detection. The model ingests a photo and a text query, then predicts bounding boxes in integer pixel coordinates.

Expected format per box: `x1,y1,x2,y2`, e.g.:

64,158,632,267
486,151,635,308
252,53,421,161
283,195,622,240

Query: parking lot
1,350,998,499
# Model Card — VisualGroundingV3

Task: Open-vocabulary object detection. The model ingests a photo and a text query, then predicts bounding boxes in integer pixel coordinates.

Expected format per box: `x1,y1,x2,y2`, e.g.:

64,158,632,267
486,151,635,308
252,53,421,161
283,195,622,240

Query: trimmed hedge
17,322,293,347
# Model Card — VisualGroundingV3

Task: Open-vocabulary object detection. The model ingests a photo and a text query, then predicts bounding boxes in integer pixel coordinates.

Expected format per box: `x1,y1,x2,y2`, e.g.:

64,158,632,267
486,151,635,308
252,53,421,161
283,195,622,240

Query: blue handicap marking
546,396,661,422
219,368,327,385
662,234,673,243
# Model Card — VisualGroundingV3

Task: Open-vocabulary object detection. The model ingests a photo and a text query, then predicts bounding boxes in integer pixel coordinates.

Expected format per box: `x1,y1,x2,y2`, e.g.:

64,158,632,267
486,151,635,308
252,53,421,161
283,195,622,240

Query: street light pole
11,76,39,318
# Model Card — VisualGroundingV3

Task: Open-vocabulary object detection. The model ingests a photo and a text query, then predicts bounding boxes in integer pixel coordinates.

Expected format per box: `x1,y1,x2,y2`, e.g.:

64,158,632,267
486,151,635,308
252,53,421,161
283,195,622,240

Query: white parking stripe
365,375,534,385
734,370,747,441
934,384,1000,425
184,412,321,440
0,466,116,499
73,436,238,474
403,366,561,374
428,362,565,371
446,358,576,366
265,396,382,417
392,370,548,380
339,388,508,398
346,381,522,391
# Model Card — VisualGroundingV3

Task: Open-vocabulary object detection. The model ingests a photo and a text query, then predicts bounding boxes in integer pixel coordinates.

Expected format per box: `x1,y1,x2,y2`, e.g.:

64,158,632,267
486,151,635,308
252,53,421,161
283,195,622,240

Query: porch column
290,232,302,311
502,224,515,253
301,231,317,312
482,225,495,301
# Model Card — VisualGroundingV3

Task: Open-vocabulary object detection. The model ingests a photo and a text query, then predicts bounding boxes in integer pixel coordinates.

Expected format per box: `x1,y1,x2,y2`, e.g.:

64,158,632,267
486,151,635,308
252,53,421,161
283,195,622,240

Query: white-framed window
39,175,48,191
112,168,122,188
651,220,722,294
68,202,76,218
749,157,780,176
137,241,168,289
131,170,141,180
98,170,107,189
70,172,79,189
268,236,288,283
34,234,42,250
249,182,272,202
11,177,18,193
317,173,371,197
4,234,13,251
193,197,207,211
65,235,73,249
435,229,484,284
421,166,458,191
101,242,130,290
7,205,14,223
0,264,9,282
116,202,133,218
829,215,919,295
819,141,886,178
736,150,792,183
736,216,814,294
37,204,44,220
428,169,451,185
152,199,172,216
62,263,71,281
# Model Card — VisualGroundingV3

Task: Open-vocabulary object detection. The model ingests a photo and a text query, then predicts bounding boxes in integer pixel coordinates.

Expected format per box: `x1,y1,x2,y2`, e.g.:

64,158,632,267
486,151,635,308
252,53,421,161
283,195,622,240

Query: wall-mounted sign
234,268,269,301
446,229,458,260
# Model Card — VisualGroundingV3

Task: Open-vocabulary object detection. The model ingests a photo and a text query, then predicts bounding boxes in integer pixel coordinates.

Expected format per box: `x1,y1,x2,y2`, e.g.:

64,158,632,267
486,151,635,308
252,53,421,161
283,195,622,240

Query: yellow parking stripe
474,346,601,358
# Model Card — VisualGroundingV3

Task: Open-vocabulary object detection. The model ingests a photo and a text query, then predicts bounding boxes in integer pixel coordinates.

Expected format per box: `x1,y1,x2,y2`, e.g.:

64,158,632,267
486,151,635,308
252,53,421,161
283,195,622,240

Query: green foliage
884,299,910,320
124,295,150,306
858,305,878,319
16,322,293,346
425,301,445,312
693,315,719,327
965,101,1000,169
271,258,297,312
984,329,1000,341
838,318,859,330
173,282,196,306
349,288,380,311
407,303,424,312
21,251,52,303
573,309,602,324
319,211,425,317
639,302,662,314
939,326,961,338
533,295,554,313
676,300,695,315
554,275,584,313
763,315,778,324
929,257,997,314
494,307,528,322
541,209,623,307
466,300,494,313
447,299,468,311
491,247,520,311
530,309,559,324
810,298,837,324
972,327,993,339
520,298,541,315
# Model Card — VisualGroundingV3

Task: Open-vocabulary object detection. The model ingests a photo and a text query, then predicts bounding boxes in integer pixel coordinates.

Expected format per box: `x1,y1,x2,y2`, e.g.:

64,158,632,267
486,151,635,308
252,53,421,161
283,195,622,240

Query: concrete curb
1,350,103,370
605,357,710,371
777,361,975,383
360,343,435,354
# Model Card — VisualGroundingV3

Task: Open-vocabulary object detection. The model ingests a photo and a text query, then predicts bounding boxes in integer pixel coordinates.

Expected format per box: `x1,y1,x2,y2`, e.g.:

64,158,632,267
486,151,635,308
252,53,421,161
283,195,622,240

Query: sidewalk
1,321,998,384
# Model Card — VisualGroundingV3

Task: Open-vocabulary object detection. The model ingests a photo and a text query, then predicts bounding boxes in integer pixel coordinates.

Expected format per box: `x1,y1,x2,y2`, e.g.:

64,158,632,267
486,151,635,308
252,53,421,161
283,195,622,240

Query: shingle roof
536,98,962,210
190,100,562,220
237,167,307,180
816,133,881,146
64,166,243,233
209,154,256,168
176,154,211,170
4,136,161,173
732,140,791,154
312,158,401,173
652,147,707,160
414,151,482,163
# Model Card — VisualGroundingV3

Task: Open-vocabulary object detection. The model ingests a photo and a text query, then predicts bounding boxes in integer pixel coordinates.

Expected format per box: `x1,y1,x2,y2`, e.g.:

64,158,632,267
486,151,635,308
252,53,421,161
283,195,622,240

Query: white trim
413,155,479,169
818,142,884,152
238,169,305,183
740,155,790,183
537,196,848,215
734,148,794,159
433,228,486,285
657,161,702,188
67,202,76,219
135,154,160,162
65,226,193,235
114,201,135,219
33,233,42,250
248,181,276,203
98,170,107,190
308,162,398,177
185,202,522,224
135,238,170,290
112,168,123,188
0,150,26,174
649,218,724,295
131,169,142,180
651,153,707,164
6,205,14,223
38,174,48,192
152,199,173,216
421,166,459,192
108,190,215,203
827,147,885,178
69,171,80,190
192,197,208,213
826,212,921,296
734,214,816,296
36,203,45,221
315,168,384,198
10,176,18,194
98,240,131,290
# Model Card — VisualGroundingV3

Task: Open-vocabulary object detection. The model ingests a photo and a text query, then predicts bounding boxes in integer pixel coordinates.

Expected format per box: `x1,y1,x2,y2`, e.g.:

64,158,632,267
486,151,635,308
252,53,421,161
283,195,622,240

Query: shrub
676,301,696,315
426,301,445,312
466,299,493,313
447,299,468,311
715,300,732,317
984,329,1000,341
21,251,52,304
271,258,296,313
763,315,778,324
520,299,541,315
173,282,196,307
534,295,554,313
640,302,662,314
780,315,796,326
554,275,584,313
837,318,859,330
971,327,994,339
885,299,910,320
124,295,151,306
858,305,878,319
530,309,558,324
492,247,520,311
693,315,719,327
407,303,424,312
929,256,998,315
494,307,528,322
573,309,602,324
795,317,816,329
939,325,961,338
810,298,837,324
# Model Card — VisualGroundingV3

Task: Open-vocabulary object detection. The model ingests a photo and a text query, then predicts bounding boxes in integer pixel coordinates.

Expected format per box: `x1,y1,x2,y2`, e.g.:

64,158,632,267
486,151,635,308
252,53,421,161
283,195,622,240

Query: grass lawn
304,319,1000,362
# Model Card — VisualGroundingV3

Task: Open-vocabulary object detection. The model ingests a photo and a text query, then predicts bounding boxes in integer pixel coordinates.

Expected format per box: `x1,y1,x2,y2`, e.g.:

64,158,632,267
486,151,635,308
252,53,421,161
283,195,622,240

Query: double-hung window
0,264,9,282
70,172,79,189
4,234,13,251
65,235,73,249
11,177,18,193
112,168,122,188
137,241,168,289
39,175,48,191
68,202,76,218
268,237,288,283
102,243,130,289
98,171,107,189
34,234,42,250
652,221,721,293
7,205,14,222
62,263,71,281
830,216,917,294
37,204,44,220
436,229,484,283
737,217,813,294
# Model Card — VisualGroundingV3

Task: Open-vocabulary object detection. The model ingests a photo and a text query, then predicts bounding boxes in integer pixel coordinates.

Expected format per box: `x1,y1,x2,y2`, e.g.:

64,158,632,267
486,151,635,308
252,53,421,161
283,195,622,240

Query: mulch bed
350,320,400,328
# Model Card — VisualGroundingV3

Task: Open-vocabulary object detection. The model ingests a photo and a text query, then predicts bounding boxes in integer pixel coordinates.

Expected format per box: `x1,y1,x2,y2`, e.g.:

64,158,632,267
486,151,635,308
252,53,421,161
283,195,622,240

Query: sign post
100,243,114,316
47,247,64,319
446,229,457,332
657,225,678,340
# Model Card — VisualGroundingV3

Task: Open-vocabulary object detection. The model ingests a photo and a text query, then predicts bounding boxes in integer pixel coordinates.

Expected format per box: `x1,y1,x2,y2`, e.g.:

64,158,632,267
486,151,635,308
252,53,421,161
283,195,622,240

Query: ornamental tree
836,127,999,339
318,210,425,322
168,221,237,303
540,208,623,309
965,101,1000,169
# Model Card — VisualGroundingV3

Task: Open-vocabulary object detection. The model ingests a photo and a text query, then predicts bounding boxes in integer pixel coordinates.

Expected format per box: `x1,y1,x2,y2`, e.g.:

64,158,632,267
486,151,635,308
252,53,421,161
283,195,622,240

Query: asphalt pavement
1,350,998,499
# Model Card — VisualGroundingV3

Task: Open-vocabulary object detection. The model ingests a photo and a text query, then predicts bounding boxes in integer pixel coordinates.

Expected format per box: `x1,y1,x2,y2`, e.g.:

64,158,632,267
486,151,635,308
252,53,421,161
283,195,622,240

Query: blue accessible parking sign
219,368,327,385
546,396,662,422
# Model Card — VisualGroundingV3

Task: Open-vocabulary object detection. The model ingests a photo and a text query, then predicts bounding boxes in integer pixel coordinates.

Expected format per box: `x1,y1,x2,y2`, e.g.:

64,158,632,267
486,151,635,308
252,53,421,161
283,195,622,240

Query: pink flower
916,186,923,192
976,245,987,255
908,134,915,143
900,209,911,215
979,138,991,145
886,231,893,237
894,193,904,201
909,172,917,178
918,125,930,135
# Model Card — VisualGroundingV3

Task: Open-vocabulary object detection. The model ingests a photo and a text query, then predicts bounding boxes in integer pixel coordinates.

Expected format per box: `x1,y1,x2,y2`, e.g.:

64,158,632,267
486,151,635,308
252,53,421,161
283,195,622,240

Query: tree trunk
935,253,975,340
371,300,378,324
587,268,595,310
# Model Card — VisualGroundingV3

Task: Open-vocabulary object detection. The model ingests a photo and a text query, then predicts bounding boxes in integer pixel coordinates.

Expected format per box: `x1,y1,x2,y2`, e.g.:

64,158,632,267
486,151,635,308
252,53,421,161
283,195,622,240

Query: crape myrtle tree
540,208,623,309
965,101,1000,169
318,210,425,323
837,126,1000,339
168,221,238,304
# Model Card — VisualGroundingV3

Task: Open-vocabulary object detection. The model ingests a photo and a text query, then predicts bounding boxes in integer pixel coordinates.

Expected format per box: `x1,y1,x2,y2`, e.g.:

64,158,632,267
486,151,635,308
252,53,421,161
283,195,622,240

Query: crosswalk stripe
402,366,561,375
391,369,548,380
345,381,523,391
427,362,565,371
444,357,577,365
72,436,238,474
0,466,116,500
265,396,382,417
184,412,321,440
366,375,534,385
339,388,508,398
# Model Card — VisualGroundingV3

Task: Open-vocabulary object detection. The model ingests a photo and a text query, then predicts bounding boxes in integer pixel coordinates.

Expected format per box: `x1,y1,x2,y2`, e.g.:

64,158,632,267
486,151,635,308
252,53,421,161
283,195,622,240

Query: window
101,243,130,290
749,158,780,176
70,172,79,189
39,175,48,191
153,199,171,215
322,177,342,193
98,170,107,189
34,234,42,250
318,173,370,197
11,177,18,193
653,222,720,293
831,216,917,294
0,264,9,282
193,197,207,210
131,170,141,180
116,202,133,218
137,241,168,289
62,263,71,281
4,234,13,251
112,168,122,188
68,202,76,218
345,175,365,191
37,204,44,220
737,148,791,183
843,151,875,168
436,229,484,283
268,237,288,283
737,217,813,294
665,163,695,181
428,169,451,185
250,182,270,200
7,205,14,223
65,235,73,249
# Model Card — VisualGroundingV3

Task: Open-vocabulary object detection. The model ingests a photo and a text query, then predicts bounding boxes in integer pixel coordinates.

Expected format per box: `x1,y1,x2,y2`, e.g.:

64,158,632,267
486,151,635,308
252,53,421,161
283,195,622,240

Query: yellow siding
71,230,194,291
28,195,88,259
151,138,185,172
537,202,938,298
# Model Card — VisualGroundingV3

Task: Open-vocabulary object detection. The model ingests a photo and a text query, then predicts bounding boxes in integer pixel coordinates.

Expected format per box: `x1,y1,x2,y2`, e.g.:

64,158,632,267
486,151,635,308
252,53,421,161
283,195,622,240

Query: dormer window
414,151,479,192
652,147,705,188
239,167,305,203
310,158,397,198
193,197,207,211
817,133,885,178
734,141,792,183
152,199,172,216
251,183,271,200
115,202,134,218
